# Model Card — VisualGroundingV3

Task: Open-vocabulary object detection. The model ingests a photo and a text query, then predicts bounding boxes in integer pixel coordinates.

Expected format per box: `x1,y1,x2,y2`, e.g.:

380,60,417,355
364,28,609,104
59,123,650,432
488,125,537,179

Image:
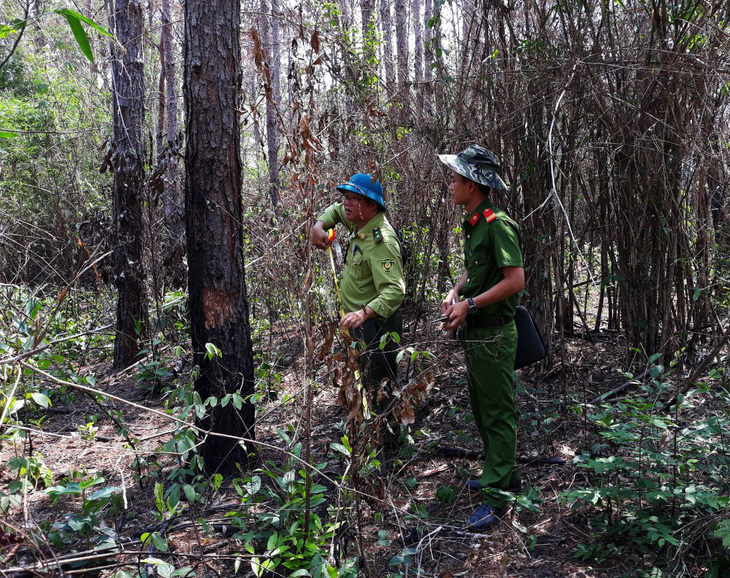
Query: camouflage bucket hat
438,144,509,191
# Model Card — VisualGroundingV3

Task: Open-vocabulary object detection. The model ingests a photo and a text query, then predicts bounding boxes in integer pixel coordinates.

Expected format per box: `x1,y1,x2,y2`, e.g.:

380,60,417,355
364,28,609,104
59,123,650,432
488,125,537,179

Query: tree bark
184,0,256,474
111,0,149,370
394,0,408,87
261,0,281,207
412,0,423,85
360,0,375,36
155,0,185,288
379,0,395,92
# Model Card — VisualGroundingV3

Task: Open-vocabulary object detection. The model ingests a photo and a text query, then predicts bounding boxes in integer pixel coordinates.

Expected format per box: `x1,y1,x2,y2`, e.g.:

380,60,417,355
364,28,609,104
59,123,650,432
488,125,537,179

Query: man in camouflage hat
439,145,525,530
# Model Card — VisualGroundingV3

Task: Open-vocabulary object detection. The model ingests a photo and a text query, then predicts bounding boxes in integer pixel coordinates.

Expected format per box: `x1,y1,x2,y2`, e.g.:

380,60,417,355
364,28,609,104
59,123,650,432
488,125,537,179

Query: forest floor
0,317,692,578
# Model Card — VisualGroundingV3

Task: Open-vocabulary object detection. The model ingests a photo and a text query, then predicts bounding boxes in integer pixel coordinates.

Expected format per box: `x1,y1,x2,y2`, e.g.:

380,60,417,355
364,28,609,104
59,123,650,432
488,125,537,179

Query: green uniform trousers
463,322,519,508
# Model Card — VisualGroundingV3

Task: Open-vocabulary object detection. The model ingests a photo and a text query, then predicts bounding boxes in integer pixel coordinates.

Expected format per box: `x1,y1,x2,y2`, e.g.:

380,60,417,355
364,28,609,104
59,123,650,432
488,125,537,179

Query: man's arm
310,220,330,250
310,203,348,250
472,266,525,308
339,305,378,330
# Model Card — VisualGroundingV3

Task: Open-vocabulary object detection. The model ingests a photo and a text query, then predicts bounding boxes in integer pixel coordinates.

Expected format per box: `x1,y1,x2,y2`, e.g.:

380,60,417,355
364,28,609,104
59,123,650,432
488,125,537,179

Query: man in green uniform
310,173,406,411
438,145,525,530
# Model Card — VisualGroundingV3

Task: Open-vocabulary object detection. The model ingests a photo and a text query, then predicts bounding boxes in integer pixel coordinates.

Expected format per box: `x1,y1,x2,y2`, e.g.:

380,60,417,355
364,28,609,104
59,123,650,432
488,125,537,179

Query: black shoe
466,504,504,530
467,479,522,493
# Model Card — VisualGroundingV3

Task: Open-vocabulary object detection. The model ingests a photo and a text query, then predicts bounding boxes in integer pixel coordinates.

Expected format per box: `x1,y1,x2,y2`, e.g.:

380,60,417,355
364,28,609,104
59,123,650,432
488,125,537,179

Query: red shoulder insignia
469,212,480,225
483,209,497,223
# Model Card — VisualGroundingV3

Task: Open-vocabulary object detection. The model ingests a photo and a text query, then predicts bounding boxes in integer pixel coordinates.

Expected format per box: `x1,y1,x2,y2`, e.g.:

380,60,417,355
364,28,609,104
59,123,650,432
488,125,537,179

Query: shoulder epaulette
372,227,383,244
469,209,499,225
483,208,497,222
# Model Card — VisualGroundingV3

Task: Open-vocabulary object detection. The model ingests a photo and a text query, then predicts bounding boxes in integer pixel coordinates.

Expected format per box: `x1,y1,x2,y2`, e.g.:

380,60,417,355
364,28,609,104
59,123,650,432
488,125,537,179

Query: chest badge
372,227,384,244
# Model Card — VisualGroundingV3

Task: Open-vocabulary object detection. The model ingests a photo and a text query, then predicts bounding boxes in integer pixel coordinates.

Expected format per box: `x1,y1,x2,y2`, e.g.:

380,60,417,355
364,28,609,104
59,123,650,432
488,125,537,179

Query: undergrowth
1,285,729,577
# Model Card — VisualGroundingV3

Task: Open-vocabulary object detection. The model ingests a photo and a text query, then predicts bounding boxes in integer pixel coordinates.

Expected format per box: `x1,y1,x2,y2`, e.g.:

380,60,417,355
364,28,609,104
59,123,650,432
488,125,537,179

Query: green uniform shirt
318,203,405,319
462,199,523,319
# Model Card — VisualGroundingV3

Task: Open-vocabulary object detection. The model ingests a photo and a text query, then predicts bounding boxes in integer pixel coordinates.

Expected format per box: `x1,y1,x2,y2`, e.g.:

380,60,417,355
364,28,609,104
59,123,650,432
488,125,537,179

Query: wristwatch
467,297,478,314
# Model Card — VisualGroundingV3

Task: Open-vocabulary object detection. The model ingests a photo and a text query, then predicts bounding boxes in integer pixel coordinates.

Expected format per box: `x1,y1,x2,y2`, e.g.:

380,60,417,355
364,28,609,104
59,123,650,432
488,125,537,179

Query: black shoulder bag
514,306,547,369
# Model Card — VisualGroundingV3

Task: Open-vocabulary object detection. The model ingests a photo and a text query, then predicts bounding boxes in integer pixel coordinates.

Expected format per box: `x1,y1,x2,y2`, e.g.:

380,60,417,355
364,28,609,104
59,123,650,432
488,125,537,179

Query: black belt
466,316,514,328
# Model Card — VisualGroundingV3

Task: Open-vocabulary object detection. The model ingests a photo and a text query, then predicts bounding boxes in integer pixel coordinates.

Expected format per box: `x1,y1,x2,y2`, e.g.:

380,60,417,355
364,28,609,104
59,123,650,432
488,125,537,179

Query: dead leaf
346,390,362,425
375,382,389,404
332,367,342,389
396,398,415,425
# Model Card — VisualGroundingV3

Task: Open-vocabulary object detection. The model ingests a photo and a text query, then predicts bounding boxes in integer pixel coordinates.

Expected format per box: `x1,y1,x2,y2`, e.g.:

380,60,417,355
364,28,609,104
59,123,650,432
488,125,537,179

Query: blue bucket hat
336,173,385,210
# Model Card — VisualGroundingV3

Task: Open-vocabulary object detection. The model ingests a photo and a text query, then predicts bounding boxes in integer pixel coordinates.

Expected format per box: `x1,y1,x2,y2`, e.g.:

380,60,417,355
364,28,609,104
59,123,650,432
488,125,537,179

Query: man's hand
310,221,330,250
442,299,468,332
441,287,459,315
340,310,367,330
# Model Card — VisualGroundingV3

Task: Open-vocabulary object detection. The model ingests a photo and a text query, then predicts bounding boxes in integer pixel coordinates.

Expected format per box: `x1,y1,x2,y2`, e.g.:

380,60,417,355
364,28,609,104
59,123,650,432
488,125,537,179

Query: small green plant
7,452,53,489
41,469,123,550
224,429,359,577
76,414,99,440
228,468,349,577
388,547,421,576
435,484,459,504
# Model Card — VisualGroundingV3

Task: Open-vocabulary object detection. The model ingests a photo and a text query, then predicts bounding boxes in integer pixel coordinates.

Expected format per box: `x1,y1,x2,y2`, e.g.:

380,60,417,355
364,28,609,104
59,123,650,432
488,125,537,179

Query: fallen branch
436,446,566,465
0,324,113,366
589,369,650,404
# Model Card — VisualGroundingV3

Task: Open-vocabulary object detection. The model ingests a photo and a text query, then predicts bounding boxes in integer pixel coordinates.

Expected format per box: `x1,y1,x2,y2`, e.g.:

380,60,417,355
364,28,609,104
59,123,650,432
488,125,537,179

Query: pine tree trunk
184,0,256,474
394,0,407,86
156,0,185,288
360,0,374,34
412,0,423,85
111,0,148,370
379,0,395,91
262,0,281,207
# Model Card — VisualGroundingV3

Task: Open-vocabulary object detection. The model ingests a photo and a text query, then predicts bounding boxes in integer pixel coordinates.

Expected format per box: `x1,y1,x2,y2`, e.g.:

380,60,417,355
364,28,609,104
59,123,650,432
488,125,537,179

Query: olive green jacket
318,203,405,319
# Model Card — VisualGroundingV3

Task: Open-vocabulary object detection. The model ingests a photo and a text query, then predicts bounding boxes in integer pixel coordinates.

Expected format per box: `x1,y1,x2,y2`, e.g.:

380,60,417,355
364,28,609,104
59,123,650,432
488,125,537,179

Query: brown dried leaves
392,372,435,426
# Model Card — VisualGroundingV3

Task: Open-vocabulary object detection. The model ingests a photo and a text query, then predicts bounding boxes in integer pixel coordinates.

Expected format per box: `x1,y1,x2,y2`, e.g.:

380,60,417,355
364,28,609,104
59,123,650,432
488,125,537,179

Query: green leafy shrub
225,430,358,577
562,359,729,573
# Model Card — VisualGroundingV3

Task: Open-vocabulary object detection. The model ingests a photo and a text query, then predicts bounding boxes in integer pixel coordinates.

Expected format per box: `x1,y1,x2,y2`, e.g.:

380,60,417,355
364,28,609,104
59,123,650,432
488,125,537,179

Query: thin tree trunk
154,0,185,287
394,0,407,86
360,0,374,37
423,0,433,94
262,0,281,207
412,0,422,85
110,0,149,370
379,0,395,92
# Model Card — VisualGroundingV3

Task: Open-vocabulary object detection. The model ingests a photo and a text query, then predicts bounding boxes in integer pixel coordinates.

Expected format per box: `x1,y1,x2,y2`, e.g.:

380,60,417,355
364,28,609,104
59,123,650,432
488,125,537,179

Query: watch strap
467,297,477,314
